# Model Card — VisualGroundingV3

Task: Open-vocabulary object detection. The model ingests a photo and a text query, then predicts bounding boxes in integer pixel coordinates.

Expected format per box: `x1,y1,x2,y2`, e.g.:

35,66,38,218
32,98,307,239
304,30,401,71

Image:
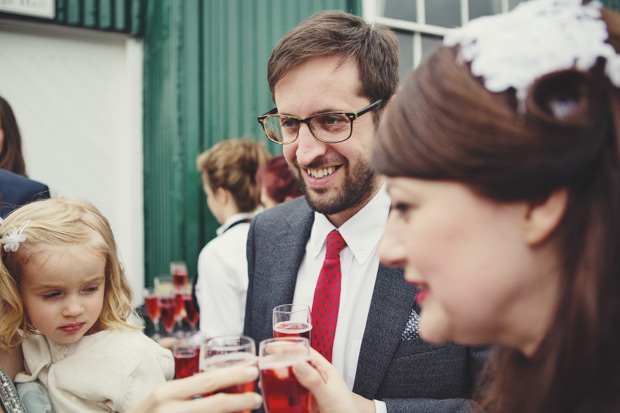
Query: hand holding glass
259,337,312,413
200,335,257,411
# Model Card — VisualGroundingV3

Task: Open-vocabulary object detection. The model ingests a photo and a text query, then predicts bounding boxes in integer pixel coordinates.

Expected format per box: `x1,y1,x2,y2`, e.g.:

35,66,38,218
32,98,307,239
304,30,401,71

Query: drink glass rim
203,335,256,355
273,303,310,313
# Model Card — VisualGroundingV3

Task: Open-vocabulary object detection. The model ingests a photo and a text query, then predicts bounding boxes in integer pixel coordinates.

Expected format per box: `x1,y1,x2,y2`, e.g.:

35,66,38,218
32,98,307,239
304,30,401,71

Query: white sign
0,0,55,19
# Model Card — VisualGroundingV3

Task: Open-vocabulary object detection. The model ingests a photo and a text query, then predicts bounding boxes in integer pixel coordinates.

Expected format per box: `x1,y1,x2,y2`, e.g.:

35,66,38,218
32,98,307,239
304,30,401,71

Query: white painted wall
0,19,145,305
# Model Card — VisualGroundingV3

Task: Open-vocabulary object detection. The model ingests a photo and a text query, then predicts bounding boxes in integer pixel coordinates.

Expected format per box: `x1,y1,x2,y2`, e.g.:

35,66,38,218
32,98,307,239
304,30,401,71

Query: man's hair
267,10,399,121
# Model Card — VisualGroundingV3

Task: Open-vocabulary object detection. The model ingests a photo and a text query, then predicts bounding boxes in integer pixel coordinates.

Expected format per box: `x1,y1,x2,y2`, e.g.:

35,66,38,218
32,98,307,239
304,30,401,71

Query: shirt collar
309,185,391,265
216,211,256,236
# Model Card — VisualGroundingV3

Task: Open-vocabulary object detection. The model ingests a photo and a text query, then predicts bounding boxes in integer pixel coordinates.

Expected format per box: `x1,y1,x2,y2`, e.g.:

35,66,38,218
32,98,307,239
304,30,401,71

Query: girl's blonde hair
0,198,137,351
197,139,270,212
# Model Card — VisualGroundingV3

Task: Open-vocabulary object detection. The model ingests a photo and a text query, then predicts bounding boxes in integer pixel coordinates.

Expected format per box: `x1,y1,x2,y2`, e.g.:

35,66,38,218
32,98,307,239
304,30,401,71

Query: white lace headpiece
443,0,620,113
1,220,31,253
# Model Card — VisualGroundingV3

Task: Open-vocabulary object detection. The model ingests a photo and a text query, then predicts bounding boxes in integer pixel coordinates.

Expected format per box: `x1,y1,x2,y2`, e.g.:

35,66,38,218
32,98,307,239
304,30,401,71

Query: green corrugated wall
0,0,145,35
142,0,361,286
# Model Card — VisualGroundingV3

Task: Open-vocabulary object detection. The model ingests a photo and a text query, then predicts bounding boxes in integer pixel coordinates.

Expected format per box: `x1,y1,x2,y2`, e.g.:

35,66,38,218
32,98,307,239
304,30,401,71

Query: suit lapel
352,264,417,398
263,200,314,335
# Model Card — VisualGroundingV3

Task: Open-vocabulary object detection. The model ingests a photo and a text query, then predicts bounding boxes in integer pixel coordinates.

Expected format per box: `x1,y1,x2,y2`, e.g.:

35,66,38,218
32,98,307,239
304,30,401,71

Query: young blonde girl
0,198,173,412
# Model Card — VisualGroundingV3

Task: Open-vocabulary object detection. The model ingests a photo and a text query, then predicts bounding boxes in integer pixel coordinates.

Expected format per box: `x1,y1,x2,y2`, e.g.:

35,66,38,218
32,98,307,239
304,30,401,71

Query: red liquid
174,348,199,379
273,322,311,342
260,363,311,413
174,292,185,318
145,295,160,321
183,295,199,327
172,271,188,290
159,297,177,333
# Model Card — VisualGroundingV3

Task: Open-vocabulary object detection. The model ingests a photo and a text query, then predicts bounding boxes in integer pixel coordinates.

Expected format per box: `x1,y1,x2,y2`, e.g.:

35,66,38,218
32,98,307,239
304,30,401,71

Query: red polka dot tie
311,229,346,362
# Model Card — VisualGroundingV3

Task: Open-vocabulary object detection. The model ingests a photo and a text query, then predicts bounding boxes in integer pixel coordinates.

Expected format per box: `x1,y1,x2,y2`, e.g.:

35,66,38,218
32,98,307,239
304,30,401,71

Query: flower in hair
443,0,620,113
2,220,31,252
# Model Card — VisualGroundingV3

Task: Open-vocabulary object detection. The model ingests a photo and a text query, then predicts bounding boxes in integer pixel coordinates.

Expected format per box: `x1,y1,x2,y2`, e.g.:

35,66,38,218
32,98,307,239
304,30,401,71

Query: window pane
382,0,417,22
469,0,502,19
421,34,442,60
426,0,461,27
395,30,414,82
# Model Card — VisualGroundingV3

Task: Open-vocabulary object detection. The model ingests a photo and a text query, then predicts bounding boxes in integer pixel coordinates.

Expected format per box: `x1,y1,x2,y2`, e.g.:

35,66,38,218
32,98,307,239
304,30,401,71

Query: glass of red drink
272,304,312,343
159,295,177,334
170,261,189,291
174,292,186,329
201,335,257,413
183,293,199,331
143,287,162,339
173,335,199,379
259,337,311,413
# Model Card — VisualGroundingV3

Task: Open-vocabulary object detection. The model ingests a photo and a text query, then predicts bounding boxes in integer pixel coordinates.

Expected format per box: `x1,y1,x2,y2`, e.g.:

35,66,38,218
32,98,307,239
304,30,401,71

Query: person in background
193,139,269,338
293,1,620,412
246,10,487,412
0,96,50,220
0,95,27,176
0,198,174,412
0,168,50,220
255,155,302,209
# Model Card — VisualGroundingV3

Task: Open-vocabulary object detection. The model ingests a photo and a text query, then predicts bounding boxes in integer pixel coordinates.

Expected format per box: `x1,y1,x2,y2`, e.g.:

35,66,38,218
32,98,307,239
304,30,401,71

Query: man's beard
292,155,380,216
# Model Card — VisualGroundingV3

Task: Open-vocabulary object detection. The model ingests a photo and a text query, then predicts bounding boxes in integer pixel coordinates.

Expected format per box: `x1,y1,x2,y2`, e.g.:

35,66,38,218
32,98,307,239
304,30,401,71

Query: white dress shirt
292,186,391,412
195,212,255,339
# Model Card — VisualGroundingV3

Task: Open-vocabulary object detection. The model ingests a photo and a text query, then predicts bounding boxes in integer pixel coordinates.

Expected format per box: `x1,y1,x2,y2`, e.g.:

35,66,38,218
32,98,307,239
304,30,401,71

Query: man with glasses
245,10,487,412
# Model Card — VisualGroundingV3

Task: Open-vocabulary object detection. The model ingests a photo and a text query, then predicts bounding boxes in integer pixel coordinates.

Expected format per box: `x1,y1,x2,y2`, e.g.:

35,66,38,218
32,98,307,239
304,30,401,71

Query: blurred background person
255,155,302,209
0,169,50,220
0,95,50,220
0,95,27,176
193,139,269,339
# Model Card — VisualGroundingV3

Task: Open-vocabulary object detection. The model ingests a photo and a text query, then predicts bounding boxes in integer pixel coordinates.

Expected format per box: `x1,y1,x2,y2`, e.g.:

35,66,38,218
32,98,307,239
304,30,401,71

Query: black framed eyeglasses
257,100,383,145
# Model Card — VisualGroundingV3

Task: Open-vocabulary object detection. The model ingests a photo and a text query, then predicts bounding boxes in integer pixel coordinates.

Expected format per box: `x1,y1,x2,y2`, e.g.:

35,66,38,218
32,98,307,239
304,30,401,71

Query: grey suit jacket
244,197,488,412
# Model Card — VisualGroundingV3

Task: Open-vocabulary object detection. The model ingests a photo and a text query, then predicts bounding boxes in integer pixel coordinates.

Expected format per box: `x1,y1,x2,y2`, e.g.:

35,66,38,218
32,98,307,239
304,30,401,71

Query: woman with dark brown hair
0,96,49,219
0,95,27,176
291,1,620,412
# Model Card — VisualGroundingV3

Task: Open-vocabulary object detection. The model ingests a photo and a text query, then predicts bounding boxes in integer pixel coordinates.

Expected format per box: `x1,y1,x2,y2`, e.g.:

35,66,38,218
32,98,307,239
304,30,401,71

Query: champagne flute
183,292,200,332
159,294,177,335
272,304,312,343
174,291,186,333
201,335,257,413
170,261,189,291
143,287,162,340
259,337,312,413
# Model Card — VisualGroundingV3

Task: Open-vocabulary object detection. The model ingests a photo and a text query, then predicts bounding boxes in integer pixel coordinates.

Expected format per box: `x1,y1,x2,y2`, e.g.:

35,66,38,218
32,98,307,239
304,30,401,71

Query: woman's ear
215,187,229,204
521,188,568,246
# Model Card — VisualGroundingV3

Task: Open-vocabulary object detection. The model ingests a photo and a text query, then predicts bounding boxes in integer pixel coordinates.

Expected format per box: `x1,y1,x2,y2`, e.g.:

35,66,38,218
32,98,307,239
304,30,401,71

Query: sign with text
0,0,55,19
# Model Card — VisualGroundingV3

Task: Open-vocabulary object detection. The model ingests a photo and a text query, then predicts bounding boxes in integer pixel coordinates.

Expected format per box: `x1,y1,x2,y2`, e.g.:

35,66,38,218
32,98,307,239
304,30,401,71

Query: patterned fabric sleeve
0,368,28,413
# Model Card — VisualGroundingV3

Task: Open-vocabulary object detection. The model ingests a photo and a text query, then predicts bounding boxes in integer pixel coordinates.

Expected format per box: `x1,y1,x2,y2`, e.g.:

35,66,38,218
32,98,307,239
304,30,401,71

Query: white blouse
194,212,255,340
